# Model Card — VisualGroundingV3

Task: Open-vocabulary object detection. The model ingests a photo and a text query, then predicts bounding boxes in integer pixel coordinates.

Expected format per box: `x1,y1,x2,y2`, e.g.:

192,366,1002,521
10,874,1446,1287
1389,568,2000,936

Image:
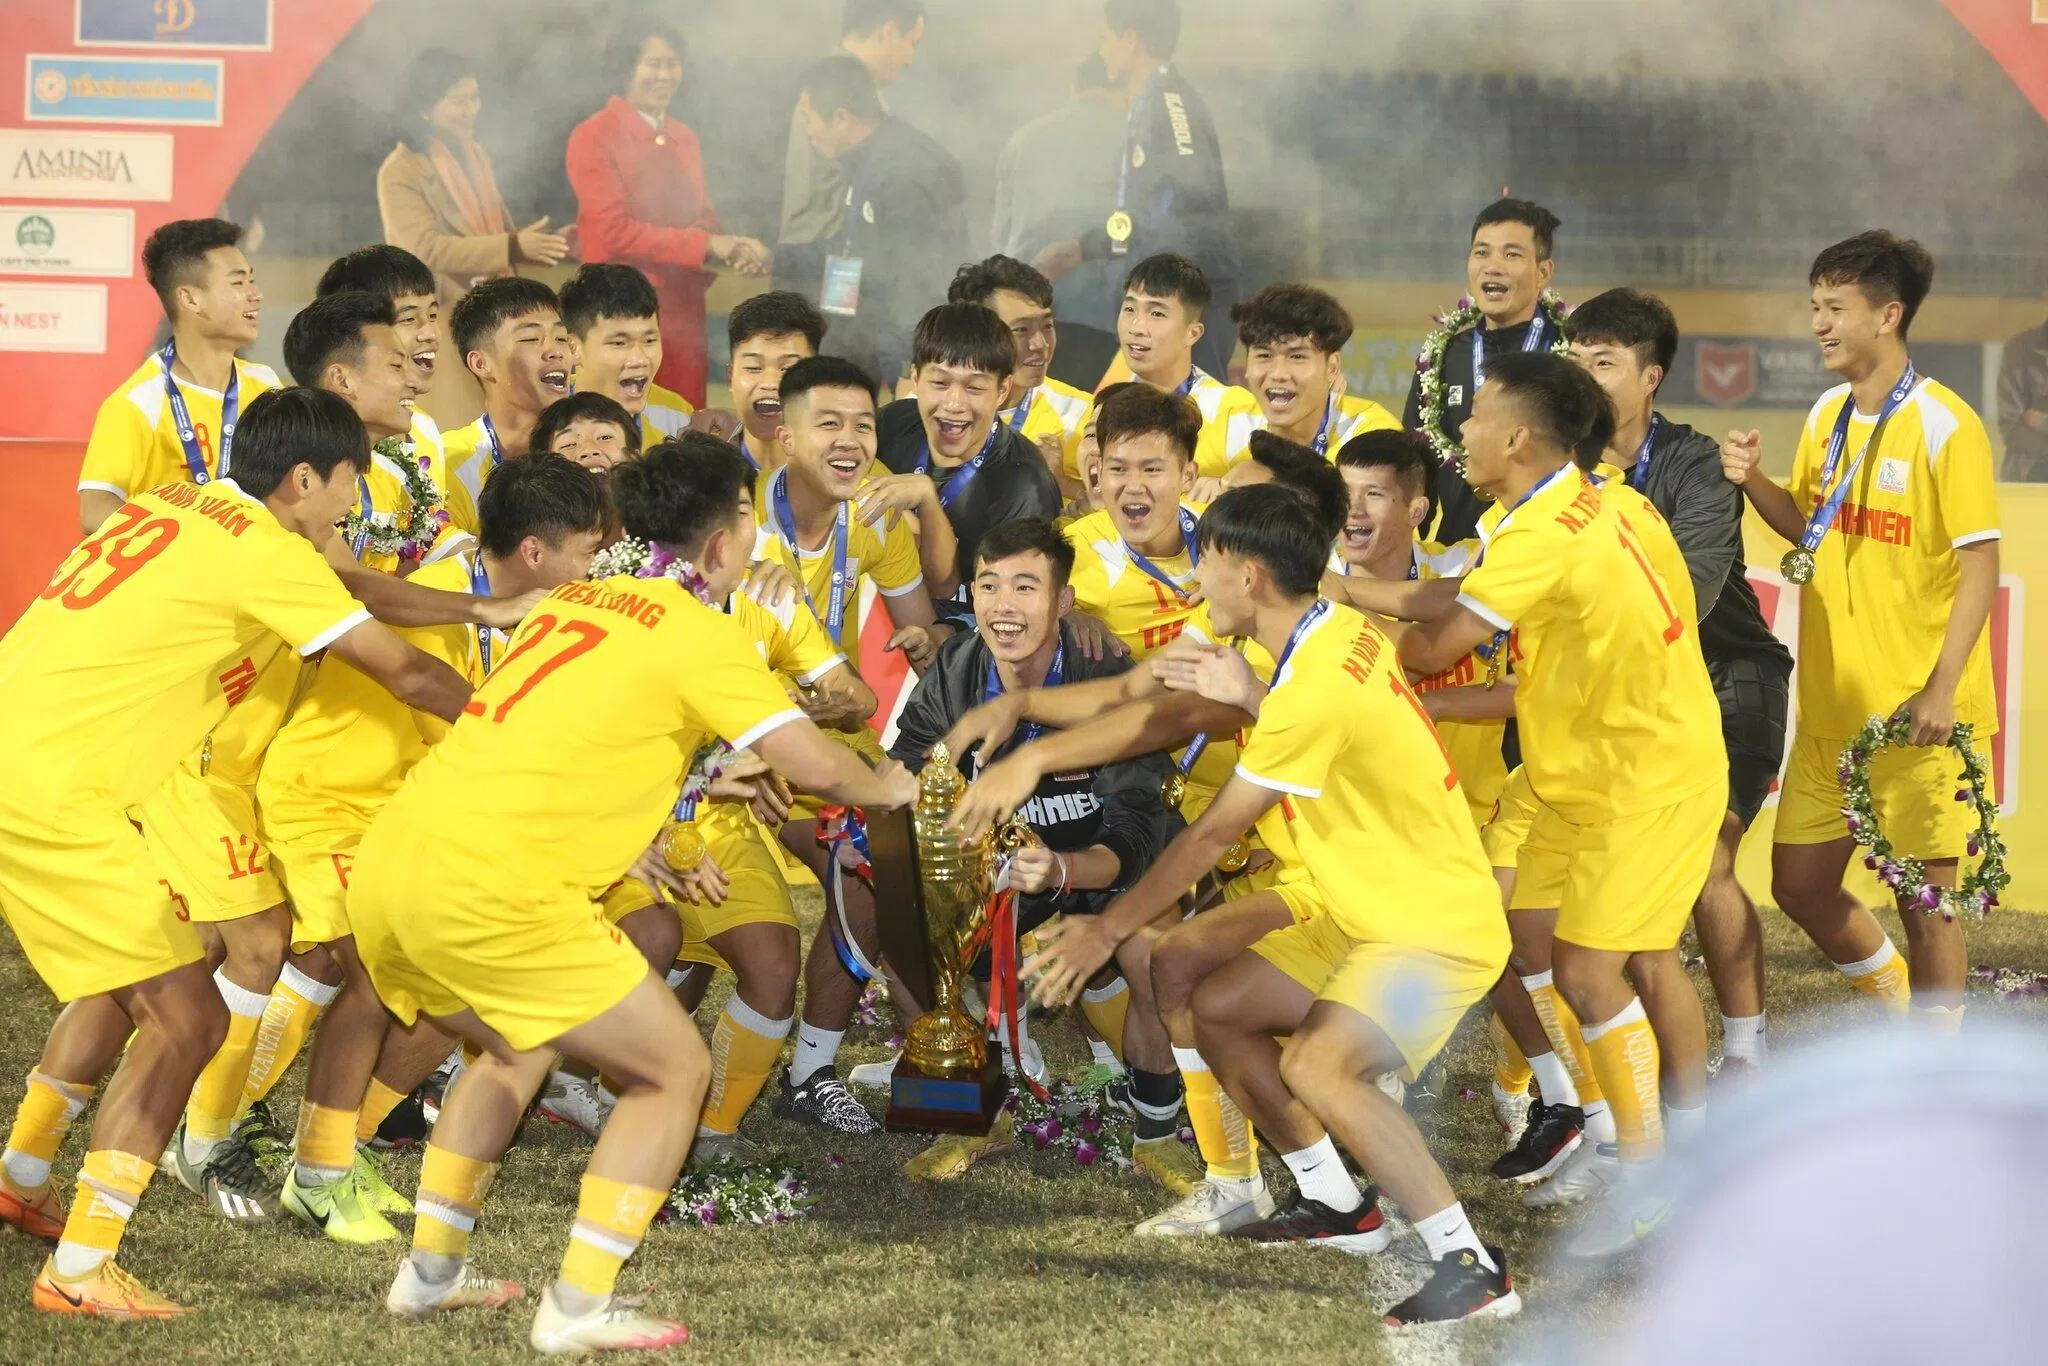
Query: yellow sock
1080,978,1131,1062
413,1143,498,1261
1522,971,1606,1108
2,1072,94,1196
1491,1014,1533,1094
1175,1047,1258,1182
1580,998,1663,1161
559,1173,666,1300
1838,938,1912,1016
698,1000,793,1136
355,1079,410,1144
188,970,270,1144
292,1102,359,1181
53,1149,153,1275
241,964,337,1106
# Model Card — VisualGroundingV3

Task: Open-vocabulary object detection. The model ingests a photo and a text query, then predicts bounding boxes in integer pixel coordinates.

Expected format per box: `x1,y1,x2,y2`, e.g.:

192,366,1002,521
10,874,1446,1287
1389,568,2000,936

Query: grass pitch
2,895,2044,1365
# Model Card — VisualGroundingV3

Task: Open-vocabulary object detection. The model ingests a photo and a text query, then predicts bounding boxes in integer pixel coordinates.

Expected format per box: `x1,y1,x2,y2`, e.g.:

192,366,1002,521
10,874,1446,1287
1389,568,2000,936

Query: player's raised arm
326,619,473,723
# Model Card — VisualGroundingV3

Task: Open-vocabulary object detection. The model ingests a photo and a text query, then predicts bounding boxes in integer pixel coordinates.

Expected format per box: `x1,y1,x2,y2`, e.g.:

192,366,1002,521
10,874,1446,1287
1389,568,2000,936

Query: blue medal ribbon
1626,415,1663,493
1270,598,1333,683
1469,314,1550,395
1124,505,1200,602
980,640,1065,760
1005,388,1037,434
1176,367,1207,398
468,552,495,676
914,420,1002,512
1796,363,1919,558
735,433,760,472
161,341,238,484
481,413,505,470
350,473,375,560
1311,395,1338,456
770,467,852,640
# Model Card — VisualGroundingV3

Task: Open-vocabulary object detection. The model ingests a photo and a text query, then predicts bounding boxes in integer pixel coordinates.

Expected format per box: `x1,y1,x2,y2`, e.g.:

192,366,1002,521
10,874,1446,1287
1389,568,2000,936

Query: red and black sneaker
1490,1099,1583,1185
1383,1246,1522,1327
1223,1190,1390,1254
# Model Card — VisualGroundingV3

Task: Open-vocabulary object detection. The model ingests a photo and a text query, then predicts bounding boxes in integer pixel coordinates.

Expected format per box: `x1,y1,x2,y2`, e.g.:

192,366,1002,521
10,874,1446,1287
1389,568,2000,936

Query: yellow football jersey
1788,376,2000,739
1178,607,1307,868
443,414,513,537
1063,507,1204,659
1217,393,1402,469
350,433,477,576
1458,465,1722,822
730,590,846,689
365,574,804,897
258,553,482,848
0,480,369,818
1004,378,1093,472
1405,542,1510,822
78,354,283,501
1235,601,1507,958
750,468,924,657
642,382,698,442
1064,371,1261,481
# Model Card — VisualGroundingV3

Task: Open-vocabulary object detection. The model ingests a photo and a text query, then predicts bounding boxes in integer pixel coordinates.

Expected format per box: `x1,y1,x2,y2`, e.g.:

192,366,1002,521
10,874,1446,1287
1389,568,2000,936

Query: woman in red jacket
565,20,768,406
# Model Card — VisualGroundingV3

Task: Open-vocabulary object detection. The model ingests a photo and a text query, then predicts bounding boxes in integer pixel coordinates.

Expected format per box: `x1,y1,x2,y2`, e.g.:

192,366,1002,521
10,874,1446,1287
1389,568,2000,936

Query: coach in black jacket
888,518,1177,933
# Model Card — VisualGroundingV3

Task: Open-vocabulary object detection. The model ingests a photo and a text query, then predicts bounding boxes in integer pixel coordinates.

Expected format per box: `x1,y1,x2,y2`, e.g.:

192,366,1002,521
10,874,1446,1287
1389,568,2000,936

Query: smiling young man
724,291,827,473
1723,232,2000,1035
560,263,697,442
0,388,471,1317
1405,199,1565,544
948,256,1095,488
79,219,280,537
443,278,572,516
1094,253,1259,481
1220,285,1398,470
532,392,641,474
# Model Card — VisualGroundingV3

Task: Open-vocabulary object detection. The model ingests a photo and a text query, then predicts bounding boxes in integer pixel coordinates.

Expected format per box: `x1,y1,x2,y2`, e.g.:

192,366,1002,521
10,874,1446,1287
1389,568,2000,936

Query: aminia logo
15,216,56,258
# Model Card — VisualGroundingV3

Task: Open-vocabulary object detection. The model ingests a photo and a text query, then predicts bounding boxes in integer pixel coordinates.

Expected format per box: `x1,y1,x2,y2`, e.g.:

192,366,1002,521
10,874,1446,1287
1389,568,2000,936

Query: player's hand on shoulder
477,587,549,631
742,559,800,610
1063,610,1129,661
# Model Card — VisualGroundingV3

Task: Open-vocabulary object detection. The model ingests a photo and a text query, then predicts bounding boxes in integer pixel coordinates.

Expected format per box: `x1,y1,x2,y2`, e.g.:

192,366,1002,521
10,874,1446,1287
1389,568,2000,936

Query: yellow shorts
1479,765,1538,871
349,830,647,1054
0,805,205,1000
675,810,799,971
792,727,887,821
1511,783,1726,953
1776,730,1987,861
1251,912,1500,1080
1220,862,1324,926
271,838,360,951
598,877,658,926
135,762,284,922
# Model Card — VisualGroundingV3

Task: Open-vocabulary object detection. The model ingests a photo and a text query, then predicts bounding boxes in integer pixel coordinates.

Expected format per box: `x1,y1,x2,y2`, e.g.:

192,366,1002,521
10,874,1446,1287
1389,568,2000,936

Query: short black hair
803,53,885,123
1481,351,1616,471
1096,384,1200,465
605,18,687,95
531,392,642,460
559,263,659,339
232,387,369,499
1246,433,1346,549
143,218,244,315
1564,287,1679,384
1105,0,1181,59
451,277,560,363
611,436,754,554
780,354,878,413
1123,252,1211,316
843,0,925,37
283,292,399,388
316,244,436,304
1198,485,1327,597
396,47,473,130
1336,428,1437,503
477,452,610,559
1810,230,1937,338
1472,197,1562,261
1232,284,1352,355
949,255,1054,312
728,290,827,353
974,517,1075,590
911,302,1016,378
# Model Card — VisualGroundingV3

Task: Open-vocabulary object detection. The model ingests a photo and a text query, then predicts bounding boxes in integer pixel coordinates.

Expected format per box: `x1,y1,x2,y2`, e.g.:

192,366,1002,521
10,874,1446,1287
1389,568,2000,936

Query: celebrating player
1221,284,1398,468
444,278,573,512
947,255,1095,488
560,263,697,441
720,291,828,471
533,392,643,473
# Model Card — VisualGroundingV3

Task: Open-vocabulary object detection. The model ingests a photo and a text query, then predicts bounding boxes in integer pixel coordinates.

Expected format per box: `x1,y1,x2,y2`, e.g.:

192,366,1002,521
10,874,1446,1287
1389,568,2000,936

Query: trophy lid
919,742,965,816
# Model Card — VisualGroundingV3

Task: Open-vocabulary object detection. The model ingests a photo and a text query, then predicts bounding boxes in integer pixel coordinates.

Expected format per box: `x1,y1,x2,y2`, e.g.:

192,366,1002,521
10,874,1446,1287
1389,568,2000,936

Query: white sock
1088,1037,1121,1070
1,1149,50,1193
664,966,692,992
1665,1103,1707,1146
278,960,342,1007
1280,1135,1362,1213
1912,1003,1965,1032
1837,937,1901,979
788,1024,844,1085
1413,1202,1496,1270
52,1241,113,1278
1582,1098,1618,1145
1720,1013,1766,1063
1526,1050,1578,1108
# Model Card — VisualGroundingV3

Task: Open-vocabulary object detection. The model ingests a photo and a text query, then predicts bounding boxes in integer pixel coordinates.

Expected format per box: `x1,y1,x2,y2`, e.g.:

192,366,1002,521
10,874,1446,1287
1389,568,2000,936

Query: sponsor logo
1696,342,1756,405
1878,457,1911,496
0,281,109,354
76,0,273,51
0,129,174,202
25,54,225,126
15,214,54,256
0,207,134,277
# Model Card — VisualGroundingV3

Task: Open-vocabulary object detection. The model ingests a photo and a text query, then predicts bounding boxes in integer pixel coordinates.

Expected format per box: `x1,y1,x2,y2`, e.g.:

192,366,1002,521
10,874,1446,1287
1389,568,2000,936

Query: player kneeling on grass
1025,483,1521,1327
347,440,918,1352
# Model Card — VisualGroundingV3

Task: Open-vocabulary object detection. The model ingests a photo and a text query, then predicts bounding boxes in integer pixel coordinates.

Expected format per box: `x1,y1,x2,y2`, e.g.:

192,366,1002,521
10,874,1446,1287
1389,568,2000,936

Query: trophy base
883,1055,1009,1135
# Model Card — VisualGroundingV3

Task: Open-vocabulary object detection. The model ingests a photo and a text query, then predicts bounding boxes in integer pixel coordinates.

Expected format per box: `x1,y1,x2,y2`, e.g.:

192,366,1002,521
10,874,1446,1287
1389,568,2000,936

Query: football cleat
282,1165,400,1244
353,1146,412,1218
1383,1246,1521,1326
386,1256,525,1319
193,1137,282,1222
1564,1166,1674,1259
232,1100,294,1182
1492,1080,1534,1142
904,1113,1014,1182
1225,1191,1390,1254
1491,1099,1585,1185
371,1090,432,1150
1134,1177,1275,1238
32,1257,195,1319
1522,1136,1620,1208
535,1072,612,1141
530,1284,689,1355
774,1070,882,1136
0,1178,65,1242
1131,1137,1204,1196
685,1131,765,1172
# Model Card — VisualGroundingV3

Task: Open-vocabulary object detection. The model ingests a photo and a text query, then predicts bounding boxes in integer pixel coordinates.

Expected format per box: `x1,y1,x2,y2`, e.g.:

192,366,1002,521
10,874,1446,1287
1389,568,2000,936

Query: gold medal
1218,838,1251,874
1106,210,1134,243
1160,770,1187,812
1781,548,1817,585
660,820,707,873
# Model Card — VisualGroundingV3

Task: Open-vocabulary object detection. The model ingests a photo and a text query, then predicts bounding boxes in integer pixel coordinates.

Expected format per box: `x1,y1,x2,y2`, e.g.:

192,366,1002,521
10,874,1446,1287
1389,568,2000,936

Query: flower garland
340,436,453,562
593,538,735,799
1007,1074,1131,1168
662,1158,816,1227
1412,291,1572,480
1839,715,2009,920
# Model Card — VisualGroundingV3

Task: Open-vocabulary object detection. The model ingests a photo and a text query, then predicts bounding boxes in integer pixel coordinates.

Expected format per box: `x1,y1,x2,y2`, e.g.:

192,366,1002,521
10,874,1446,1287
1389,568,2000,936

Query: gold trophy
873,743,1024,1134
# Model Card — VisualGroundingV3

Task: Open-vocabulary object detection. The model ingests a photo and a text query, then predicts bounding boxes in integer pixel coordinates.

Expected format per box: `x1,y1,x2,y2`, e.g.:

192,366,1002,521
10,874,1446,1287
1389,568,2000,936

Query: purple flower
1968,839,1981,857
1915,885,1942,911
1956,790,1971,803
1846,815,1866,838
693,1199,718,1227
826,1153,846,1169
1074,1140,1101,1166
1863,854,1879,870
1079,1113,1102,1136
416,454,431,472
1043,1119,1063,1142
